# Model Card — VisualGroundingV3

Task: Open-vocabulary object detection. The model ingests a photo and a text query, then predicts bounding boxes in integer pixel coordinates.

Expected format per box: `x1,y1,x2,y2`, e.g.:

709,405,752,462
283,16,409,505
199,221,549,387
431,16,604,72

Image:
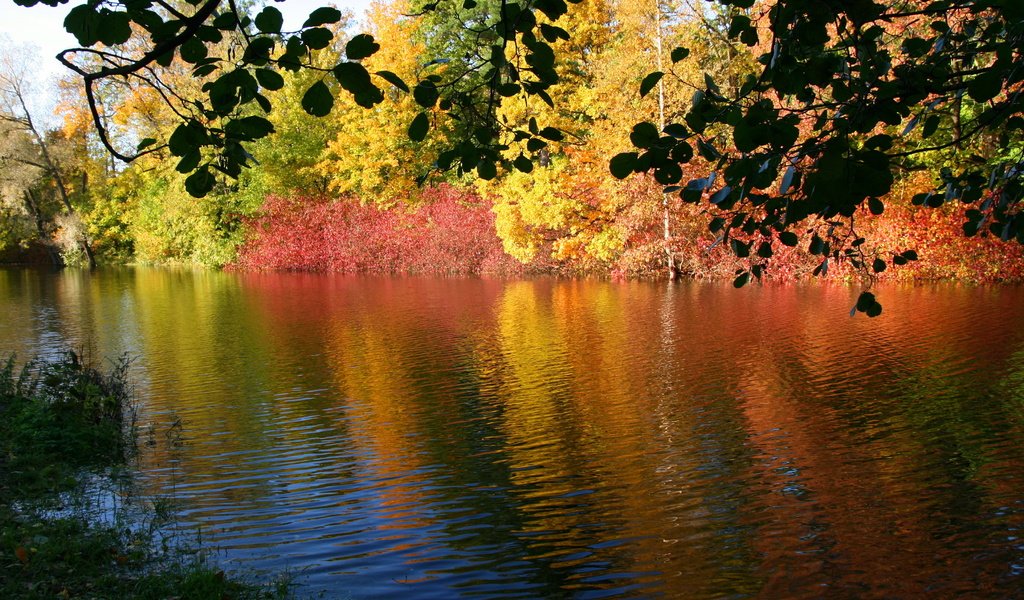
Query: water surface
2,267,1024,598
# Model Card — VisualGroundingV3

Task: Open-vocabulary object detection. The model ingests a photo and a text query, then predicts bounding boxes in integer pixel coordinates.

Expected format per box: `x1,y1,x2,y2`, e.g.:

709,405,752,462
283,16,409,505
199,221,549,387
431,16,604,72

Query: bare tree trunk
654,2,679,281
7,81,96,268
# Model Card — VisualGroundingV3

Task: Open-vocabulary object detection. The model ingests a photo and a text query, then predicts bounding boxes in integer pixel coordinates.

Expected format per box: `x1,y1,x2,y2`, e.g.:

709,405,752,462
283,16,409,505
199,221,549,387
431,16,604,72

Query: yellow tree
311,1,451,206
482,0,625,267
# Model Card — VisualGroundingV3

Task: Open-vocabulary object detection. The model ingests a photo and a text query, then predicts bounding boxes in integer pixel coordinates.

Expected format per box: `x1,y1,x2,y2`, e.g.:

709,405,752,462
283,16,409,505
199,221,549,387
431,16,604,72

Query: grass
0,351,293,599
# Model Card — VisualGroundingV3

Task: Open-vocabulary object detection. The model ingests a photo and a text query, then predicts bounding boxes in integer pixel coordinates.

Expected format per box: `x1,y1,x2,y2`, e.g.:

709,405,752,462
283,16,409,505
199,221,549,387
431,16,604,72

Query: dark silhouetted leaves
347,34,380,60
376,70,409,93
640,72,663,98
254,6,283,34
409,112,429,142
610,152,638,179
255,68,284,91
302,80,334,117
303,6,342,27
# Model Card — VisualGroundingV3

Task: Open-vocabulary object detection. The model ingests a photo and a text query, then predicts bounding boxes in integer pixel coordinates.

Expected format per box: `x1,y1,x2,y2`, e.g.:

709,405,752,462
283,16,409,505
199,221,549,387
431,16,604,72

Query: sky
0,0,374,86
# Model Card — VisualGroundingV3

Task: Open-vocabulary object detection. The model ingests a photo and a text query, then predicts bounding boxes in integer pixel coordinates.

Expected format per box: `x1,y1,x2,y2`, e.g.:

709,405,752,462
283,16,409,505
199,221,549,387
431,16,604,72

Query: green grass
0,351,292,599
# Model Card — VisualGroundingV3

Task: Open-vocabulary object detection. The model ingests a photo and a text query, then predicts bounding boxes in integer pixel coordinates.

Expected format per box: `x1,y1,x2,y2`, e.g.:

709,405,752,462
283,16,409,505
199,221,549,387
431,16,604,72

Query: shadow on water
3,267,1024,598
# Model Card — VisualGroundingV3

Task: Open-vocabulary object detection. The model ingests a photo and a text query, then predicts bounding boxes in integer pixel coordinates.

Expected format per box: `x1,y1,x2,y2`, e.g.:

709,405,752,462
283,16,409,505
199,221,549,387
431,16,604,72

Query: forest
1,0,1023,287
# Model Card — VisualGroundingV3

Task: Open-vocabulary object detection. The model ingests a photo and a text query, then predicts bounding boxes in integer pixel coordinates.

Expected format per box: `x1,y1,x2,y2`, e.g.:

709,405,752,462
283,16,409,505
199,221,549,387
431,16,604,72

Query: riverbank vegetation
0,352,289,599
1,0,1022,285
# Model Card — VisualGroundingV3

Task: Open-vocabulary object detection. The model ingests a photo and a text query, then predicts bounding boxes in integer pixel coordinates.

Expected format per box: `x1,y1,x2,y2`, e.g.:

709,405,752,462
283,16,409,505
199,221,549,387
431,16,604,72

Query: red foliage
232,185,527,275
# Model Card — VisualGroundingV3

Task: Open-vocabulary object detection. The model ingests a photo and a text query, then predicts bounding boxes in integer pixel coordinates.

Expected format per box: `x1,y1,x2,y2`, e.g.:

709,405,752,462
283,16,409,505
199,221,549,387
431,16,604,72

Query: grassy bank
0,352,290,599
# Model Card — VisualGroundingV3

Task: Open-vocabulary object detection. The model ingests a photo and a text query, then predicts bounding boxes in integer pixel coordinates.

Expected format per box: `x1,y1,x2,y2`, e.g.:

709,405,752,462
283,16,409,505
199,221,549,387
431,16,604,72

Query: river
2,267,1024,598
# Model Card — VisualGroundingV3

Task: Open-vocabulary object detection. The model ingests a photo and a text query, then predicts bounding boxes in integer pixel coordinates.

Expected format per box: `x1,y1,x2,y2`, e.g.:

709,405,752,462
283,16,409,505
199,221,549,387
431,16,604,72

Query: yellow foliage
311,1,451,205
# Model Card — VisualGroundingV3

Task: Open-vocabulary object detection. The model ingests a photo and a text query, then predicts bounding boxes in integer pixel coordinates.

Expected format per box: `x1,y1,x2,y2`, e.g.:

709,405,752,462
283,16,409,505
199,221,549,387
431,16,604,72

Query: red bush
232,185,527,275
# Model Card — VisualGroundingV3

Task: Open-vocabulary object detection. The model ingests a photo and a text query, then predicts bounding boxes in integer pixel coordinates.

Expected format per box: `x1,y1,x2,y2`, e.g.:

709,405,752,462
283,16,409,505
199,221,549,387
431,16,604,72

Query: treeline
1,0,1022,282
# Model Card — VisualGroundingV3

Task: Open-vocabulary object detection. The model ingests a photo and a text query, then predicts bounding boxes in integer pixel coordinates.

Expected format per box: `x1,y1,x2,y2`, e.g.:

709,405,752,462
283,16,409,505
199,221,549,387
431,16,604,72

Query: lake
2,267,1024,598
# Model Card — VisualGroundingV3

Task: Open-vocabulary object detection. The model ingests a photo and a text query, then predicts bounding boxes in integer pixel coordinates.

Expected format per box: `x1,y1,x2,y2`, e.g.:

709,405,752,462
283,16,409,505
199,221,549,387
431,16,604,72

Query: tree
0,40,95,266
15,0,1024,310
611,0,1024,314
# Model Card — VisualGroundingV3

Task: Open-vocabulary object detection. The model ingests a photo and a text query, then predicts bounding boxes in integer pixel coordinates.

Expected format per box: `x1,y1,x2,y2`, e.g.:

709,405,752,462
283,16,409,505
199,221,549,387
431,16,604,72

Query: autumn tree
0,40,95,266
10,0,1024,307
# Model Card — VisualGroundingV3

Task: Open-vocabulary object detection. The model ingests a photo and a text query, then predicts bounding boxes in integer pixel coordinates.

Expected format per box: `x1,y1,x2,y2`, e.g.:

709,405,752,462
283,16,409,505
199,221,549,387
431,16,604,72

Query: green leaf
640,71,663,98
376,70,409,93
408,112,429,142
301,80,334,117
872,258,887,273
733,272,750,288
922,115,940,139
346,34,380,60
302,27,334,50
254,6,283,34
136,138,157,151
255,68,284,91
303,7,342,27
184,165,214,198
609,152,638,179
514,154,534,173
671,47,689,63
869,197,884,215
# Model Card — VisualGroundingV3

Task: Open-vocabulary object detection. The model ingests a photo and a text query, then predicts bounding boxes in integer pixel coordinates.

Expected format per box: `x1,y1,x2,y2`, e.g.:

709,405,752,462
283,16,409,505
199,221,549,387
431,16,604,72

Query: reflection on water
3,267,1024,597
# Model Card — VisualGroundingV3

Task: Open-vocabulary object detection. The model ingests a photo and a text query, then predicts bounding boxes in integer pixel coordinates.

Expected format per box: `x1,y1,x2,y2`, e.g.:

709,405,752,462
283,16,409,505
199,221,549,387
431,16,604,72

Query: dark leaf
333,62,372,93
347,33,380,60
539,127,563,141
302,80,334,117
413,80,439,107
477,159,497,180
640,71,663,98
303,7,342,27
254,6,283,33
302,27,334,50
184,165,214,198
630,122,659,149
408,112,429,142
376,70,409,92
180,38,207,63
176,149,201,173
778,231,798,246
609,152,638,179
